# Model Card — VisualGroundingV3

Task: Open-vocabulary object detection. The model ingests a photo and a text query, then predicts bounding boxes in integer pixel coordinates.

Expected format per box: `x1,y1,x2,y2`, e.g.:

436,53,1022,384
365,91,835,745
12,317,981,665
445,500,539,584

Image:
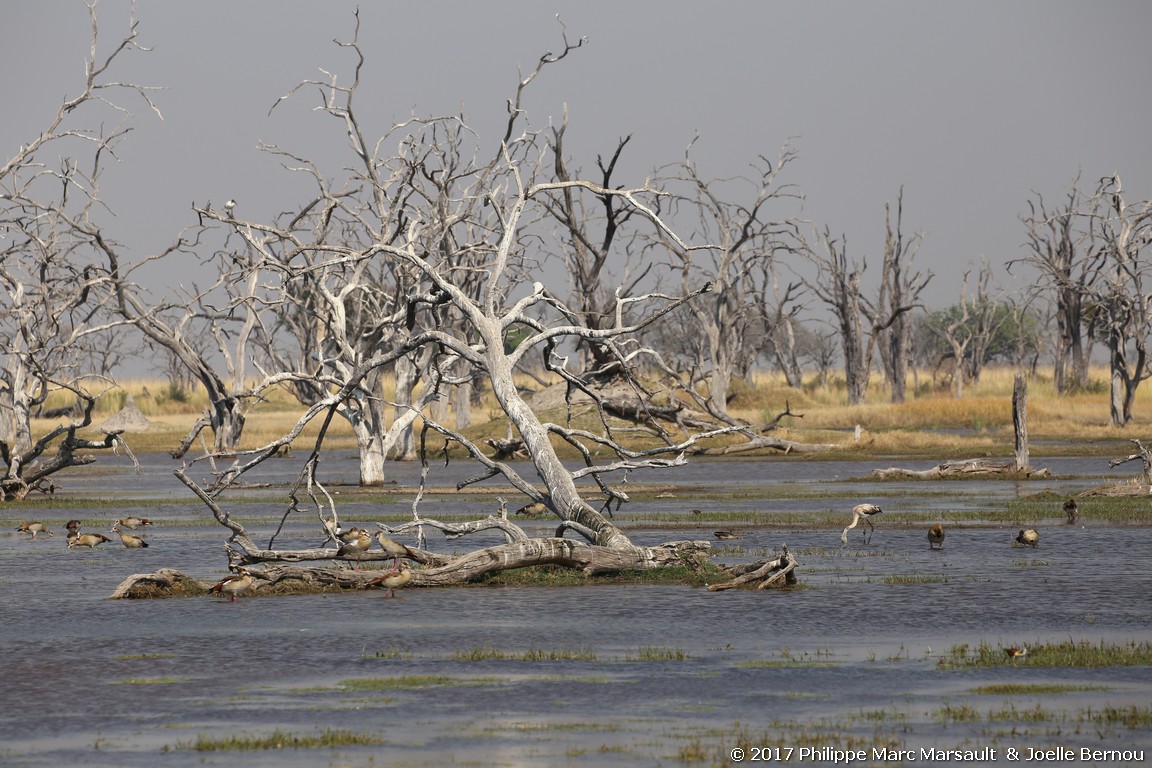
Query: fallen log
708,546,798,591
872,458,1051,480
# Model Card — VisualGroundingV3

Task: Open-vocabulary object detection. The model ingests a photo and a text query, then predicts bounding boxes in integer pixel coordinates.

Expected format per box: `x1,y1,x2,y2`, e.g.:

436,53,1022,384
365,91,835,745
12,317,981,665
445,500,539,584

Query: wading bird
16,522,53,540
113,517,153,530
376,532,416,569
841,503,883,544
928,523,945,550
368,561,412,598
210,567,254,602
1014,529,1039,548
111,524,149,549
68,532,112,549
1003,646,1028,661
1063,498,1080,525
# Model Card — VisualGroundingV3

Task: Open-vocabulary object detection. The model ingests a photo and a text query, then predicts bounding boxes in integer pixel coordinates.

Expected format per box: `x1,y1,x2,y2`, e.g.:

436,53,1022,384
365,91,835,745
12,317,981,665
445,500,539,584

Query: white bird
224,199,236,217
1014,529,1039,548
841,503,883,544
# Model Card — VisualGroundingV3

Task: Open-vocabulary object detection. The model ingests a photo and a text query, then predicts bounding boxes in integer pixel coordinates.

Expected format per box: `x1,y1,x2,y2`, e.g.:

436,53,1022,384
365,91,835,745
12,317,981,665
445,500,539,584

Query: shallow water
1,452,1150,767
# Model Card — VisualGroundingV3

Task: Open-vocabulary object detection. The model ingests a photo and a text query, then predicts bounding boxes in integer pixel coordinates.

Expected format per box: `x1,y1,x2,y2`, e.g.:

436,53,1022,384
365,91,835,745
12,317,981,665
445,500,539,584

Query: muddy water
1,453,1150,767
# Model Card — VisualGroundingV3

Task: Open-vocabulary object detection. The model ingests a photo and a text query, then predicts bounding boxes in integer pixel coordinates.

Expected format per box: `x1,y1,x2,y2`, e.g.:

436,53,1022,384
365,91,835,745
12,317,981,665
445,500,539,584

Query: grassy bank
31,365,1151,459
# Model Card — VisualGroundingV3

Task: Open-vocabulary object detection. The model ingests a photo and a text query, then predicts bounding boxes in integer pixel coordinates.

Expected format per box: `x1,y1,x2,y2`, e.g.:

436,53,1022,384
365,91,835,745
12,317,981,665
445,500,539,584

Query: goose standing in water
927,523,945,550
515,502,549,518
1063,498,1080,525
113,517,153,530
368,561,412,598
68,532,112,549
841,503,883,544
210,567,255,602
112,524,149,549
16,522,53,540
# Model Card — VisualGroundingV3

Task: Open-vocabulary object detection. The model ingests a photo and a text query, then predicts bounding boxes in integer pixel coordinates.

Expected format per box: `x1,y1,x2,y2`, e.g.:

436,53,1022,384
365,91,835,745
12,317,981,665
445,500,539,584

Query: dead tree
153,21,765,590
802,227,870,404
1108,439,1152,485
0,2,152,493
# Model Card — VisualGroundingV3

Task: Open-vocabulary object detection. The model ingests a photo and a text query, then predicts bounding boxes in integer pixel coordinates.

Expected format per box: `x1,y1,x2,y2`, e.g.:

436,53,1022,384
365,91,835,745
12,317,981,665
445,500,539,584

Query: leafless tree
0,1,151,495
655,142,802,417
866,191,932,403
802,227,871,404
1084,175,1152,426
925,261,1003,398
1013,174,1102,393
161,22,796,589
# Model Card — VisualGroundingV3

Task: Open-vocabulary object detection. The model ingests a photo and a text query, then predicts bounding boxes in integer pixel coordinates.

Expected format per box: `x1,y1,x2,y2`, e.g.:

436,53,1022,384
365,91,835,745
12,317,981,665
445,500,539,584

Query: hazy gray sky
4,1,1151,308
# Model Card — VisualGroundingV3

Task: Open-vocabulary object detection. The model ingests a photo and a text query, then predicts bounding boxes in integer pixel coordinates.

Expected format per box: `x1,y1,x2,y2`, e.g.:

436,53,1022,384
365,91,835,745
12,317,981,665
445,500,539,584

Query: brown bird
1003,646,1028,661
713,530,741,540
375,531,416,568
113,517,153,530
65,519,82,534
68,532,112,549
336,526,365,544
336,528,372,568
841,503,883,544
1063,498,1080,525
1014,529,1039,548
927,523,945,550
16,522,53,540
210,567,255,602
515,502,549,518
111,524,149,549
368,561,412,598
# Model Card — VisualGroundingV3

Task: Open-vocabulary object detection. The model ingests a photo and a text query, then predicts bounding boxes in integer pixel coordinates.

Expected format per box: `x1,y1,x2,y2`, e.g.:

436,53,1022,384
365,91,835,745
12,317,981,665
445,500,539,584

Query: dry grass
29,365,1151,458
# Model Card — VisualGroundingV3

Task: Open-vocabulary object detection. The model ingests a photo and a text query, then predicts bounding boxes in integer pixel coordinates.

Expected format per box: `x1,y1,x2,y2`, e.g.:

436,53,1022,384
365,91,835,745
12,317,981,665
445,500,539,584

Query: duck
16,522,53,540
368,561,412,598
113,517,153,530
375,531,416,568
927,523,945,550
111,524,149,549
713,530,741,540
515,502,549,518
65,520,82,534
210,567,255,602
1063,498,1080,525
68,532,112,548
336,528,372,568
1014,529,1039,548
841,503,883,544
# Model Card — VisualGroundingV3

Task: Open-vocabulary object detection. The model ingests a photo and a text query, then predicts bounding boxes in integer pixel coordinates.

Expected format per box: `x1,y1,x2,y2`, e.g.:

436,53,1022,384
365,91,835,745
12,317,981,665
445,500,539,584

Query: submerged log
108,569,212,599
708,546,798,591
872,458,1051,480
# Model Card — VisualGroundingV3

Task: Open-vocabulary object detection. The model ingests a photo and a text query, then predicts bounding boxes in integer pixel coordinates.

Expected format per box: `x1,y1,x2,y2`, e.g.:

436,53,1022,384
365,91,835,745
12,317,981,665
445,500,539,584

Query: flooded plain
1,450,1150,767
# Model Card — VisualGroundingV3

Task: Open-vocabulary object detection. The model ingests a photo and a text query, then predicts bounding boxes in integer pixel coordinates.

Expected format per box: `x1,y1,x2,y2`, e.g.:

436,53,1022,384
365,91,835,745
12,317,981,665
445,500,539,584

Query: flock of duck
15,517,153,549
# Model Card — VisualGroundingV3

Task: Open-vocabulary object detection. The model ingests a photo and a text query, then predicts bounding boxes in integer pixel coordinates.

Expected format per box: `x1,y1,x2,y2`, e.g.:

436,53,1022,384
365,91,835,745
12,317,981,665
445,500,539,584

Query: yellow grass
27,365,1152,458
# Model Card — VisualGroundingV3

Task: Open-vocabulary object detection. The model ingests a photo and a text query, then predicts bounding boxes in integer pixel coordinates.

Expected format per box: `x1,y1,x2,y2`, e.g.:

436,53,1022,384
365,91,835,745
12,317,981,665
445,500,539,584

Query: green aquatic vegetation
339,675,497,690
169,727,384,751
628,646,688,661
1079,705,1152,728
882,574,948,584
452,646,598,661
938,639,1152,669
970,683,1109,695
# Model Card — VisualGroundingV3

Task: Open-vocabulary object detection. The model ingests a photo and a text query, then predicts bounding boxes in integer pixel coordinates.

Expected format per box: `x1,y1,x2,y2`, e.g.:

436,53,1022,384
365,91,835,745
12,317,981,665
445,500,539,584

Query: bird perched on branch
927,523,945,550
841,503,883,544
16,522,53,540
1014,529,1039,548
376,532,416,569
368,561,412,598
1063,498,1080,525
112,524,149,549
210,567,254,602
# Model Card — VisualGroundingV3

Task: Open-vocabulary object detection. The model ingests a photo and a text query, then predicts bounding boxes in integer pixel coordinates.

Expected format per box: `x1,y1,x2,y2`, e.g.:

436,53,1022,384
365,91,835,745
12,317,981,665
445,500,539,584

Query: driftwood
1108,439,1152,484
110,539,713,599
873,458,1051,480
708,547,798,591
